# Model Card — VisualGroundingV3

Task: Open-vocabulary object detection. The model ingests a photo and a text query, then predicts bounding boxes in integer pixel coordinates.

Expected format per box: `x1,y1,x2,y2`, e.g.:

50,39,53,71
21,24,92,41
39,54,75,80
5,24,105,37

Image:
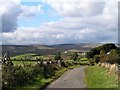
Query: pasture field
11,53,36,60
11,53,55,61
80,58,89,64
12,61,37,66
80,58,88,61
30,55,55,60
11,53,87,66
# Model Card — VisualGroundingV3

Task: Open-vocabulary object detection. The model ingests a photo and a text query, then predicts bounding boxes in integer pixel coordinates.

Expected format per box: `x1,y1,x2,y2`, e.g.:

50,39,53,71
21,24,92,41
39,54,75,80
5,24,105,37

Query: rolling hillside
1,43,101,57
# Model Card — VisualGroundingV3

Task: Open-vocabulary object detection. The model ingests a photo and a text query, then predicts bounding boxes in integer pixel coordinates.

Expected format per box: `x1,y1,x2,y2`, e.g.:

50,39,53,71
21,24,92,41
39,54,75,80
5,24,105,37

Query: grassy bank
85,66,118,88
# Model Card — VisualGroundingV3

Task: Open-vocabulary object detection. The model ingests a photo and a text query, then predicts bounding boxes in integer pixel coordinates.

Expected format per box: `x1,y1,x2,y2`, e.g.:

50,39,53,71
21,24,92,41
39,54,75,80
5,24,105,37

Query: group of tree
86,43,120,65
86,43,117,58
70,52,79,60
54,52,62,60
100,48,120,64
55,52,79,61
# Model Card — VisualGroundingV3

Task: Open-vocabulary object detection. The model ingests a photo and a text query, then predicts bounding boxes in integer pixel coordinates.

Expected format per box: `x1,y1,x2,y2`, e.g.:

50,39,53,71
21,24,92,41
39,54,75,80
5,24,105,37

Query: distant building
107,52,110,55
79,52,86,55
64,51,68,53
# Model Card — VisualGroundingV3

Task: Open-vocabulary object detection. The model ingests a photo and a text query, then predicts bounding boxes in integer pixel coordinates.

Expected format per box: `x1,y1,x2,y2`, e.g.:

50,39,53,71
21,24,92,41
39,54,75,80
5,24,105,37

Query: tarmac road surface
46,66,87,89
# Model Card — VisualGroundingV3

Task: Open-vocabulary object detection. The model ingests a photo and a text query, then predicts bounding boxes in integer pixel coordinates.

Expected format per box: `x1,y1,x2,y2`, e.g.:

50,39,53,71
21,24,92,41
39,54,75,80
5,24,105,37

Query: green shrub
52,64,61,70
61,61,69,67
93,55,100,63
43,64,55,78
2,65,29,87
89,59,95,66
2,64,45,88
54,52,62,60
67,61,75,66
70,52,79,61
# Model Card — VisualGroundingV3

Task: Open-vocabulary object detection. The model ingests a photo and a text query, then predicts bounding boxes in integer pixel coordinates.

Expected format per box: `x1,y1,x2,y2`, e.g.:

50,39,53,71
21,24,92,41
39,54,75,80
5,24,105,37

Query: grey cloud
2,25,117,45
1,2,22,32
1,1,42,32
85,2,105,16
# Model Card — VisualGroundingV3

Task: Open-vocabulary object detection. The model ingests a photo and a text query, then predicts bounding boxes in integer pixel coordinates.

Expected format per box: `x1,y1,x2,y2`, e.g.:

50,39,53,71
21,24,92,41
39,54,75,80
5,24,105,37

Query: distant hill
1,43,102,57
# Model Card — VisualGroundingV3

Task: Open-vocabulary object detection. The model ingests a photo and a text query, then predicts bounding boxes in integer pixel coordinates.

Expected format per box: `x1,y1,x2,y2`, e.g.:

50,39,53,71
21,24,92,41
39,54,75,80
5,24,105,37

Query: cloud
0,0,43,32
19,5,43,18
2,22,117,45
1,0,118,44
1,1,22,32
45,0,105,17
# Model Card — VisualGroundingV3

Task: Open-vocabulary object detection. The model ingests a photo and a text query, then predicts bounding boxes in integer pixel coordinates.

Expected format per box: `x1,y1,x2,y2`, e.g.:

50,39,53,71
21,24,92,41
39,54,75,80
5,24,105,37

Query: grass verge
85,66,118,88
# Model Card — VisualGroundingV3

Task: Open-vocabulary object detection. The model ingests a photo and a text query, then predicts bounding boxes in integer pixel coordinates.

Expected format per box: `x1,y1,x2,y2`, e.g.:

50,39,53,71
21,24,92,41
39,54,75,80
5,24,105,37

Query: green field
11,54,88,66
80,58,89,64
12,61,37,66
85,66,118,88
9,53,88,67
30,55,54,60
11,53,36,60
80,58,88,61
11,53,55,61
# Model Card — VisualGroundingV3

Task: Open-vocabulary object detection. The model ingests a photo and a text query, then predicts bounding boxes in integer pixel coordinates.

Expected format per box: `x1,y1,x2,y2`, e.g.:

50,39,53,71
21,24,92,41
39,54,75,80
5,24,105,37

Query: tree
100,49,120,64
71,52,78,61
100,50,106,58
109,49,120,64
101,43,117,53
93,55,100,63
54,52,62,60
114,48,120,56
86,43,117,59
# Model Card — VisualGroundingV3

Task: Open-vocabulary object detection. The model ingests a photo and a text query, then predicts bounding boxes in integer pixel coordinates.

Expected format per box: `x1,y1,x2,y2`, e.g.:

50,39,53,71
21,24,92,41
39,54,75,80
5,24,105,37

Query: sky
0,0,118,45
